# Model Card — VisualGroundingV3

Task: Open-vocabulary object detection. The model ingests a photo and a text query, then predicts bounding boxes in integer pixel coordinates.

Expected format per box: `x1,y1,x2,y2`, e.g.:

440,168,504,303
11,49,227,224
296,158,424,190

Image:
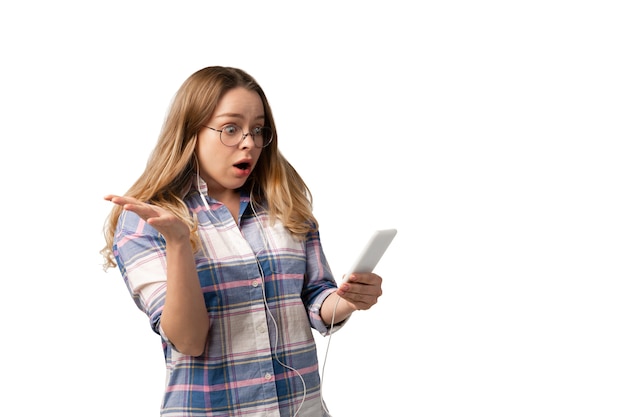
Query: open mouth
234,162,251,170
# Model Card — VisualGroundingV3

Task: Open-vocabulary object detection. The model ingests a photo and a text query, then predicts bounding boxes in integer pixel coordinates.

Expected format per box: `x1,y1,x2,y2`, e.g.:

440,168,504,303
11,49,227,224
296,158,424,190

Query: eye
251,126,263,136
222,125,240,136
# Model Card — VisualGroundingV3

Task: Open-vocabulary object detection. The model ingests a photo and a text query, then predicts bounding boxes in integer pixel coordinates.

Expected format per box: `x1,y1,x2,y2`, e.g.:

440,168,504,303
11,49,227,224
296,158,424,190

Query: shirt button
252,280,259,287
258,326,266,333
264,373,272,380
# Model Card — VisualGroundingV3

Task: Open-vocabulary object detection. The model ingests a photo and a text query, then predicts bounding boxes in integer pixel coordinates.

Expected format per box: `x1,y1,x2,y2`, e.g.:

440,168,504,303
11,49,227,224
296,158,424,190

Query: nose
239,132,255,148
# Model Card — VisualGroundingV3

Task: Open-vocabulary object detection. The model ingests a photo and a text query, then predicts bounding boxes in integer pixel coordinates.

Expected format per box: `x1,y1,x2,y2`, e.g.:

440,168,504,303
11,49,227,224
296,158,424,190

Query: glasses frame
203,125,273,148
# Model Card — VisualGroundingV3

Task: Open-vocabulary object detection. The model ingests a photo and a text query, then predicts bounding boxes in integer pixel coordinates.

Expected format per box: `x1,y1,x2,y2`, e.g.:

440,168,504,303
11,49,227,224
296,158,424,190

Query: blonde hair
101,66,317,270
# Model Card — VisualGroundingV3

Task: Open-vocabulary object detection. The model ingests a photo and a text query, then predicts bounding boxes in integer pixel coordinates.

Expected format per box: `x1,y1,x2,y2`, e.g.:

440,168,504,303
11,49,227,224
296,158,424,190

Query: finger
343,282,382,299
106,196,159,220
126,203,162,220
339,291,379,310
105,195,141,206
347,272,382,285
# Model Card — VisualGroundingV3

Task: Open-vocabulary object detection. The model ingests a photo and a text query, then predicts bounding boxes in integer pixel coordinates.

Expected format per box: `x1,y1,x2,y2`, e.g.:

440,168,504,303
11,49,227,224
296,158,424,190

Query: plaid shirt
112,180,342,416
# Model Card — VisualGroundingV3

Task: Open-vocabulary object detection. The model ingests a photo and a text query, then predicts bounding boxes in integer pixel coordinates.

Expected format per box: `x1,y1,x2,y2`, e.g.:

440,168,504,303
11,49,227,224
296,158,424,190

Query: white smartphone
341,228,397,283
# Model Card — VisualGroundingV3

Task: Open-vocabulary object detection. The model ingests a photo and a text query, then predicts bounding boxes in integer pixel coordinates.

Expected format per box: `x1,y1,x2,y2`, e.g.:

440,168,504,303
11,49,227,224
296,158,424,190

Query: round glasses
204,124,273,148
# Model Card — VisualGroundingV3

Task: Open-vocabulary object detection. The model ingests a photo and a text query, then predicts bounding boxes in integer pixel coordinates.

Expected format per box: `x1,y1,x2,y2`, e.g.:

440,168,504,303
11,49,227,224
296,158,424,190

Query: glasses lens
261,127,274,147
255,127,273,148
220,125,242,146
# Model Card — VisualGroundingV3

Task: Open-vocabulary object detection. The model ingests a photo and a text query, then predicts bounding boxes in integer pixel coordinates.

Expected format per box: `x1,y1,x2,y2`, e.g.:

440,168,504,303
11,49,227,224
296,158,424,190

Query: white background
1,1,625,416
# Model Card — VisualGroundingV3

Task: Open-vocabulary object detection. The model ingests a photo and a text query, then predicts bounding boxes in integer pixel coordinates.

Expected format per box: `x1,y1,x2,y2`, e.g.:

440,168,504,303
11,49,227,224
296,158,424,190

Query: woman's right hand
105,194,190,242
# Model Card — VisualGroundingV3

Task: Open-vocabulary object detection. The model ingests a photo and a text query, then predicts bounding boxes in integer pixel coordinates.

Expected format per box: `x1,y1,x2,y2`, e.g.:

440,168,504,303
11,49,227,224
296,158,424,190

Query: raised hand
104,194,190,242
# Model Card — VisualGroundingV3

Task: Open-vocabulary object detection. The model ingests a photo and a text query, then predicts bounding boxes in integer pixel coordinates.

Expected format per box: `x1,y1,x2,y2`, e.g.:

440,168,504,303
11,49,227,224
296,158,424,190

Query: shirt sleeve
301,229,349,336
112,209,168,336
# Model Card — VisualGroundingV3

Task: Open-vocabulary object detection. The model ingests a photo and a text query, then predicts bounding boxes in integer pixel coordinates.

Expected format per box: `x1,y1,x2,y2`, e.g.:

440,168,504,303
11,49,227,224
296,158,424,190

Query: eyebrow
214,112,265,122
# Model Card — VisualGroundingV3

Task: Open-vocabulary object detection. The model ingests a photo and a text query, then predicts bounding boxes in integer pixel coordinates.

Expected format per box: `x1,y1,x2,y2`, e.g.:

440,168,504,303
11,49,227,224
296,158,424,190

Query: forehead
212,87,264,118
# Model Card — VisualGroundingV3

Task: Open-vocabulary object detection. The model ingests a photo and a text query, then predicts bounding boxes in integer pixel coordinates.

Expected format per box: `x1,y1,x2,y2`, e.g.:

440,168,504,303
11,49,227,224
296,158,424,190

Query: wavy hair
101,66,316,270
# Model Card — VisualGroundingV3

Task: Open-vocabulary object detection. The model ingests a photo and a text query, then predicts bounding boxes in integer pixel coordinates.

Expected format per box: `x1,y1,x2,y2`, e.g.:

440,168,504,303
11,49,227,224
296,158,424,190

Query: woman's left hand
336,273,383,311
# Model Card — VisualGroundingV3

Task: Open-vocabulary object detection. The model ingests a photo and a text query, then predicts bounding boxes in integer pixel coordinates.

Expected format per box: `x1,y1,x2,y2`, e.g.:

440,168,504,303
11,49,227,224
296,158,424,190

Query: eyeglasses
203,124,273,148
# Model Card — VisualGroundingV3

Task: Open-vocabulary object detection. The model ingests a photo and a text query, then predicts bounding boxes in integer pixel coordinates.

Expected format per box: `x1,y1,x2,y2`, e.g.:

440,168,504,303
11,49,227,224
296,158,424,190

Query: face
196,87,265,201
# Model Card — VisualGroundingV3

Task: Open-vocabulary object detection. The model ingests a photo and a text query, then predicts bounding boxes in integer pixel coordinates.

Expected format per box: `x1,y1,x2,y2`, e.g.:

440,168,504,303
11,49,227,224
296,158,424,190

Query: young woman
101,66,383,417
